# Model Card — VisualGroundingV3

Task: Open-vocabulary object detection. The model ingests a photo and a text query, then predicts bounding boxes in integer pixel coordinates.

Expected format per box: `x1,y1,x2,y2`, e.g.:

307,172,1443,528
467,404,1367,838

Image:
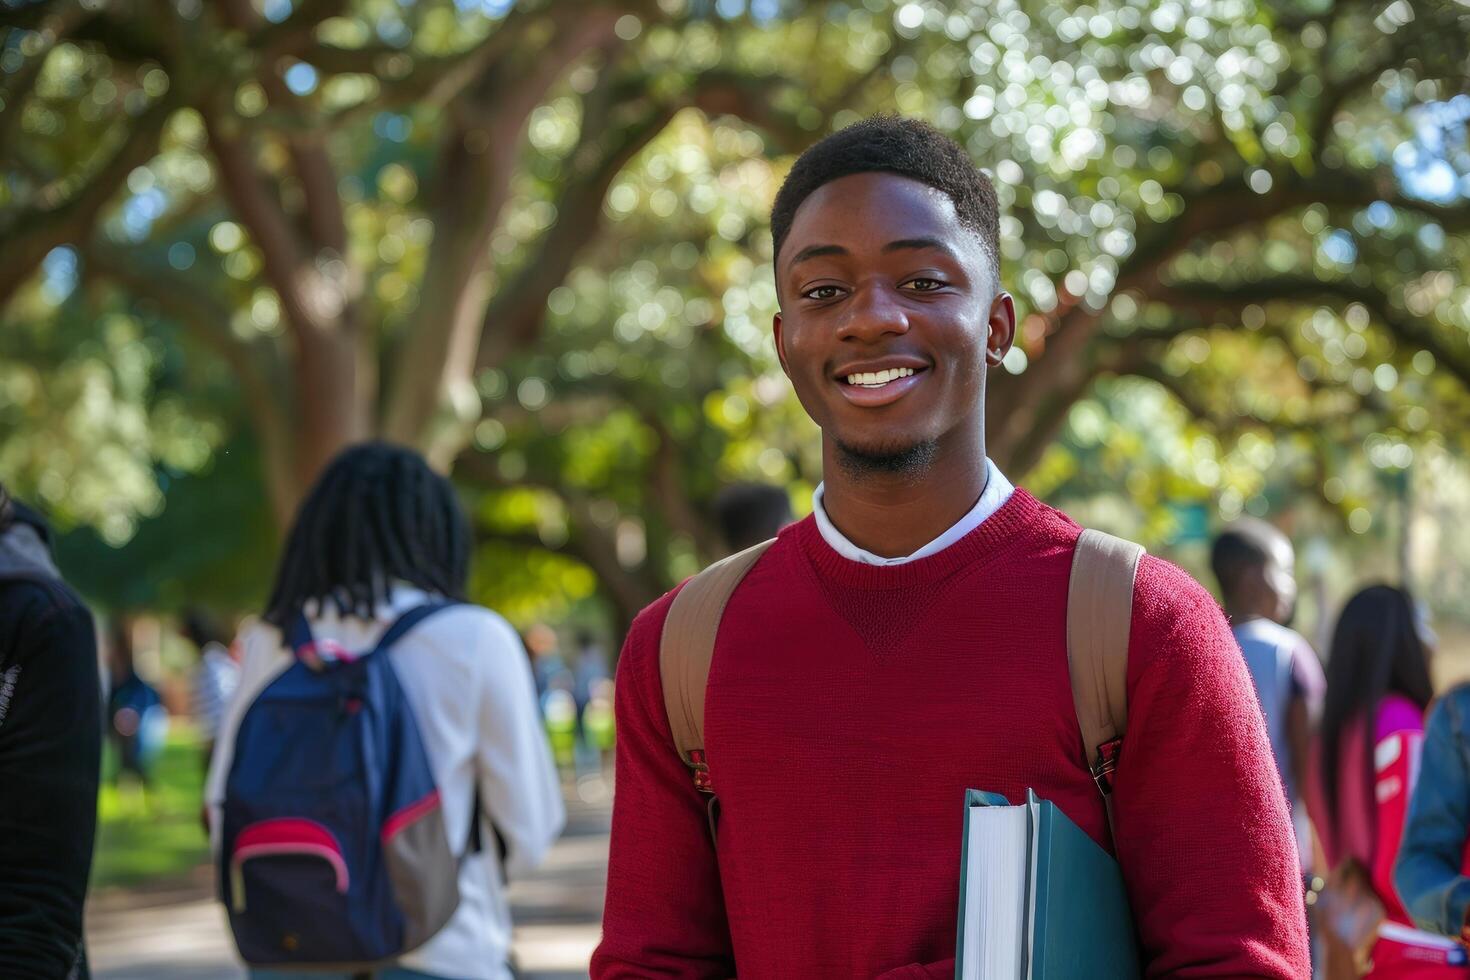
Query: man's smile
846,366,914,387
832,356,930,407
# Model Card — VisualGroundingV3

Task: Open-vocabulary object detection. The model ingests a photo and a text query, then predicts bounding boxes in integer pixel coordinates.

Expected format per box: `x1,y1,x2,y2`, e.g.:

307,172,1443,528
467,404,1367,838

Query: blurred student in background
712,482,794,554
184,608,239,767
0,485,102,979
106,615,168,797
572,629,608,722
207,443,563,980
1212,520,1325,883
1308,585,1467,978
1395,673,1470,945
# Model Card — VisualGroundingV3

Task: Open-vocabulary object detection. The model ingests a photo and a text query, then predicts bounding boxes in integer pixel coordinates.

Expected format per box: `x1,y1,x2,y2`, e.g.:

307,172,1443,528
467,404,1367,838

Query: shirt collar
811,458,1015,566
304,581,434,626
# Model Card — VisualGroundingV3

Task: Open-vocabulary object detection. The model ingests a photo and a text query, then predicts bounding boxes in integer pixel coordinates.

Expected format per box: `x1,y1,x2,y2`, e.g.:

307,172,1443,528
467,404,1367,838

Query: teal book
955,789,1140,980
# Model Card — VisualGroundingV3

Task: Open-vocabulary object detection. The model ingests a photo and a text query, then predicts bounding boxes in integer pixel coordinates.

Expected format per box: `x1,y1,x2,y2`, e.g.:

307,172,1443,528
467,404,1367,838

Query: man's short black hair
1210,518,1284,599
770,116,1000,277
713,483,794,554
182,608,228,651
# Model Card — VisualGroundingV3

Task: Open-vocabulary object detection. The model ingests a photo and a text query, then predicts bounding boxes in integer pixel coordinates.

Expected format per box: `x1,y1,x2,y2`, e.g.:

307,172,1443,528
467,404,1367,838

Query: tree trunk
292,321,374,489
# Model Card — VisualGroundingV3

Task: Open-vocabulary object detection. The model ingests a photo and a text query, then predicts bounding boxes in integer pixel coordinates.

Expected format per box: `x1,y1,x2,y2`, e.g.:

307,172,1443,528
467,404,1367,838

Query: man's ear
985,292,1017,367
773,311,791,377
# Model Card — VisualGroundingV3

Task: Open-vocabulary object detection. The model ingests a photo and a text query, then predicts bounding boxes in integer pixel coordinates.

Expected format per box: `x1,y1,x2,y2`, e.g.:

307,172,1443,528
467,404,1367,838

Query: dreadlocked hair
262,442,470,629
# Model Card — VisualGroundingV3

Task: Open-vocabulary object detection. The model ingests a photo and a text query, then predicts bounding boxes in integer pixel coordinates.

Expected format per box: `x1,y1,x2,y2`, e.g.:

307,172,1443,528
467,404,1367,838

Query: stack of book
956,789,1140,980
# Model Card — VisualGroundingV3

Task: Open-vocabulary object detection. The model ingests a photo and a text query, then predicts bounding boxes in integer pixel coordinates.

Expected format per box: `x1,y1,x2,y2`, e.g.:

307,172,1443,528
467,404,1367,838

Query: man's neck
1225,605,1271,627
819,434,989,559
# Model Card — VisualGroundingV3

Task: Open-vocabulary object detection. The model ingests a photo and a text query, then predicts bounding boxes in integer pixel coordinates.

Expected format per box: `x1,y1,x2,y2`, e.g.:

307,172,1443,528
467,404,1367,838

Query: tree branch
989,355,1107,478
643,412,725,562
1157,276,1470,390
65,8,171,63
84,242,300,522
1128,359,1375,442
305,9,549,112
0,95,176,311
1309,41,1405,157
1,1,56,31
1293,167,1470,232
994,141,1467,464
456,452,666,618
474,62,818,375
1130,363,1232,429
219,0,345,254
689,69,812,151
244,0,347,62
380,8,622,447
205,103,372,484
203,114,319,327
474,97,678,369
0,2,88,142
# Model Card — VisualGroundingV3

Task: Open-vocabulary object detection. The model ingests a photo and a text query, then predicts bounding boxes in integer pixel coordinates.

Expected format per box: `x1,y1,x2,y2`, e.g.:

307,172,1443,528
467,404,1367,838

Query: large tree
1,0,898,522
2,0,1468,628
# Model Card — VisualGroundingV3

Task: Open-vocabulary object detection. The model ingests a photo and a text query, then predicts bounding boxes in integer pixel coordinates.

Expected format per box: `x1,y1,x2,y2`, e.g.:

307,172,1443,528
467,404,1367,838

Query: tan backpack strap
659,538,775,795
1067,529,1144,806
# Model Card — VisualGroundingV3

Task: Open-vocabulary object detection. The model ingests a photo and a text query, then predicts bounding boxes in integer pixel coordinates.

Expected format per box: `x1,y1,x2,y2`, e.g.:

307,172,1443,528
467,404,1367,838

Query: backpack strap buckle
1091,736,1122,796
686,749,714,794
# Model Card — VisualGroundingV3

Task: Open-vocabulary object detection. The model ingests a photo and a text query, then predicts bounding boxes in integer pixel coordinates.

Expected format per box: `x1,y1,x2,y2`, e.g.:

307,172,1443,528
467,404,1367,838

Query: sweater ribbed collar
794,488,1046,591
811,458,1015,566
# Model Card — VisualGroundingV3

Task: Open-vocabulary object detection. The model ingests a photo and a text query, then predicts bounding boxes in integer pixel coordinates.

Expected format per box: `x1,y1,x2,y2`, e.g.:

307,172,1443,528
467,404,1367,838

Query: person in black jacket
0,484,102,979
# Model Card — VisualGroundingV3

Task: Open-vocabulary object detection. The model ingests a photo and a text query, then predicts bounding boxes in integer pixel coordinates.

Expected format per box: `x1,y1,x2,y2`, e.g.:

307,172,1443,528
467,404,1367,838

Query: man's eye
803,285,843,301
903,278,945,291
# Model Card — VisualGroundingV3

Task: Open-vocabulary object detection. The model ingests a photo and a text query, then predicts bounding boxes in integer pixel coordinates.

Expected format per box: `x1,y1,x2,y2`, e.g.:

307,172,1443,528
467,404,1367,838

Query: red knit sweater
592,490,1310,979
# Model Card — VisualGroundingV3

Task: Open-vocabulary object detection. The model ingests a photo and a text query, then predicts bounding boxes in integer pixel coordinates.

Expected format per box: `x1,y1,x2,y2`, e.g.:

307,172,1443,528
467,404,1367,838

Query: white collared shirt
811,458,1015,565
206,586,564,980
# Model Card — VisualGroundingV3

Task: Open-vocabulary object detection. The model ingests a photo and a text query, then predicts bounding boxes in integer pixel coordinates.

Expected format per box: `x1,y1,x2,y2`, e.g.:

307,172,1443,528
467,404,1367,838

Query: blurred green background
2,8,1469,961
3,0,1468,662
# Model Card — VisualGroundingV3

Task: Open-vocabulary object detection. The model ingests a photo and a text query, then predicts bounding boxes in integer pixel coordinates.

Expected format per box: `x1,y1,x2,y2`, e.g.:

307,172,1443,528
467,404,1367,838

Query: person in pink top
1309,585,1469,977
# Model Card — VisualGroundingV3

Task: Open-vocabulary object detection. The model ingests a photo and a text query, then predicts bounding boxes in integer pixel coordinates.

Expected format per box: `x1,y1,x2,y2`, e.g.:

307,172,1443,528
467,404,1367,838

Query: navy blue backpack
220,602,462,969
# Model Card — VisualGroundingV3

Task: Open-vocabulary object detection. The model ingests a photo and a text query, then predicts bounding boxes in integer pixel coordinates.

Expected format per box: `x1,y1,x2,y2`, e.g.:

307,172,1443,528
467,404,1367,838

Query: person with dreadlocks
205,443,563,980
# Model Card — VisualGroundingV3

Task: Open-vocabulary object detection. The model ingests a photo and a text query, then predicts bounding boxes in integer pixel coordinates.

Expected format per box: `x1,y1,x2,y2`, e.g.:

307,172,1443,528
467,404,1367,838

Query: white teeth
845,367,915,387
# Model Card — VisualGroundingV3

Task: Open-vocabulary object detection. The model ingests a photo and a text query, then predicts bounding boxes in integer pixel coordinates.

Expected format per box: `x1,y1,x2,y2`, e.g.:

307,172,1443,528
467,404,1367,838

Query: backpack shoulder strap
1066,529,1144,808
659,539,775,794
371,600,462,655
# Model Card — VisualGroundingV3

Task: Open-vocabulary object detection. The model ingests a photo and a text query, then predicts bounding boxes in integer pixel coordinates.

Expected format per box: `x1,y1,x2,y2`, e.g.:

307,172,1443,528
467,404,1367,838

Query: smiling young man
591,117,1309,978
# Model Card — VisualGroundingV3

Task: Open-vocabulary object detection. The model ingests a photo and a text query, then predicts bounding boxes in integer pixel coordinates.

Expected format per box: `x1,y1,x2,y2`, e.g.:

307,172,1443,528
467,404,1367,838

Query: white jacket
205,586,565,980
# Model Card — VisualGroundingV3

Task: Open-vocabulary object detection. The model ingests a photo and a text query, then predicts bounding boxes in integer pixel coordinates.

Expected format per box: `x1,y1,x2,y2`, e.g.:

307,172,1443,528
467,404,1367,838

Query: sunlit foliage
1,0,1466,628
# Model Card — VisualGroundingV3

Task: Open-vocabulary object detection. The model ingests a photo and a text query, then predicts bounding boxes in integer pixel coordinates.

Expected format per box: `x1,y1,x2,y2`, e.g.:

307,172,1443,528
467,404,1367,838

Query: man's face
772,172,1013,466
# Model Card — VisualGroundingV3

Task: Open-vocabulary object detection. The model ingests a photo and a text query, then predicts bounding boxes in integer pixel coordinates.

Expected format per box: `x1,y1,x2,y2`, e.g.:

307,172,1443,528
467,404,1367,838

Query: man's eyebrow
786,243,848,270
882,237,958,258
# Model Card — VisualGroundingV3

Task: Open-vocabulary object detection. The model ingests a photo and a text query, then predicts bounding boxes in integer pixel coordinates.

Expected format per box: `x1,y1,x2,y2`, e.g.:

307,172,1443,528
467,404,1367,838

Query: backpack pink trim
382,789,442,843
295,639,357,666
229,819,350,909
233,843,350,893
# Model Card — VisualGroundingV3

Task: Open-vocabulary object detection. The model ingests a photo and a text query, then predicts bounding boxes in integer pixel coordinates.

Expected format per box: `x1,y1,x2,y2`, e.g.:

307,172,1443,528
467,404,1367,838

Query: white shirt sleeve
203,622,291,855
473,612,565,877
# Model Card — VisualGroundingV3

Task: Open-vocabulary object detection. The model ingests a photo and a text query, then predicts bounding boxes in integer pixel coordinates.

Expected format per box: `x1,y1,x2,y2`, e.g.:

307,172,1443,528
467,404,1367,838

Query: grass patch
91,728,211,891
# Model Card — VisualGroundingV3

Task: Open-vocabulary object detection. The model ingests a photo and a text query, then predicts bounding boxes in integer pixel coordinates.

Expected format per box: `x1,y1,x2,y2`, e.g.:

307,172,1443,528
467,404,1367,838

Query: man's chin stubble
833,438,939,479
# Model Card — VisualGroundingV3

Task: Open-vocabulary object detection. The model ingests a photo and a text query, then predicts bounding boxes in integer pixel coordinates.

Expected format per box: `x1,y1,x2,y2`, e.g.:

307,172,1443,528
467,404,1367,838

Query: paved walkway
87,778,611,980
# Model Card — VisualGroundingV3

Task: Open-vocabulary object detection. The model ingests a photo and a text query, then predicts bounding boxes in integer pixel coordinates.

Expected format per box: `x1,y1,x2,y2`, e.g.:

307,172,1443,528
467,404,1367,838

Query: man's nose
836,282,910,343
